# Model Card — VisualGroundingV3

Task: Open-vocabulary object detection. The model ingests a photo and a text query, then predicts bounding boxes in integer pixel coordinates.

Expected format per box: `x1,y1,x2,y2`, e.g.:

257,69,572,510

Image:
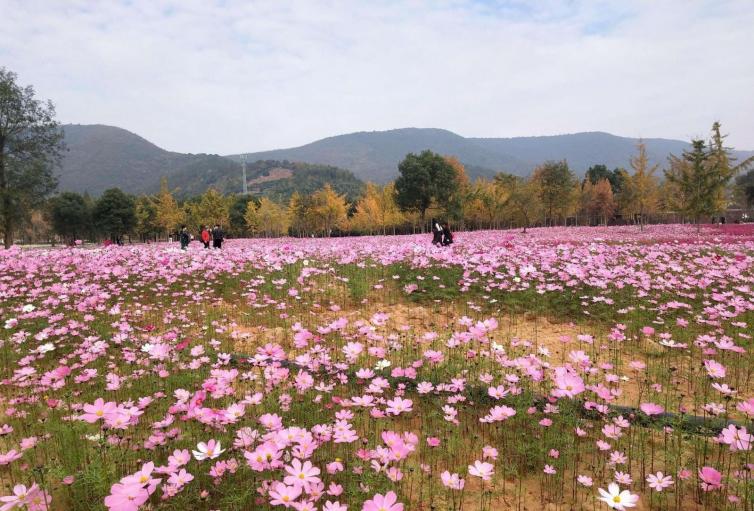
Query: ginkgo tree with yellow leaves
350,182,405,234
245,197,290,237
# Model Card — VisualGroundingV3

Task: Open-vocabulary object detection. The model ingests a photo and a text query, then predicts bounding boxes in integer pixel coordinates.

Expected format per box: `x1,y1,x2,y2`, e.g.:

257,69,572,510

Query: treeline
3,67,754,247
30,121,753,244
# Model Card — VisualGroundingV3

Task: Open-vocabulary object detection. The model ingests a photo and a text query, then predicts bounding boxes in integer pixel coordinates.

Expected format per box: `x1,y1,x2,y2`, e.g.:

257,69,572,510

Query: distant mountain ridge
58,124,754,195
233,128,754,183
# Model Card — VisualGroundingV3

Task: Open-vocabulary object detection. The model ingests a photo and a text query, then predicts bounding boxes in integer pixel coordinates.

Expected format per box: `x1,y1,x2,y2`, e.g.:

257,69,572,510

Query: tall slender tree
0,68,64,248
154,177,184,238
625,141,660,229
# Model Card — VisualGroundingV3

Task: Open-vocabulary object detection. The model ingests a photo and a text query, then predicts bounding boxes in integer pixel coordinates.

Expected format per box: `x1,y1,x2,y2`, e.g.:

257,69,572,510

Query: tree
134,195,160,241
245,197,290,237
351,182,405,234
194,188,230,228
229,195,255,237
624,141,659,229
666,123,754,228
92,188,136,241
443,156,470,223
505,177,541,232
47,192,90,243
288,192,315,237
0,68,64,248
585,164,626,195
394,150,456,225
154,177,184,237
310,185,348,236
735,169,754,208
532,161,577,225
464,177,512,229
581,178,616,225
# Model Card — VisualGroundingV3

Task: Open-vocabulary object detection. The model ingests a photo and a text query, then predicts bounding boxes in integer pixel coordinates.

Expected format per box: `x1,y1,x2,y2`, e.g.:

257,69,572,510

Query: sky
2,0,754,154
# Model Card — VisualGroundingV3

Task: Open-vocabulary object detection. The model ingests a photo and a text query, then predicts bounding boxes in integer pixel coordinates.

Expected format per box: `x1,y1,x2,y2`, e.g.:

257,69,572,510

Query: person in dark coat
431,218,443,246
212,224,224,249
441,222,453,246
179,226,191,250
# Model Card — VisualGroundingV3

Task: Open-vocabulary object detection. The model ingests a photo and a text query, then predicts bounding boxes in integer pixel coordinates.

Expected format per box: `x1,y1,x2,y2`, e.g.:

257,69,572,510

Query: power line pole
240,154,248,195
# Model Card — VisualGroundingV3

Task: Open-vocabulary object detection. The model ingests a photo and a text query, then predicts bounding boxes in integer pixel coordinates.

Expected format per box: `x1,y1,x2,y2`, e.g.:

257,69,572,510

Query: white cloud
1,0,753,153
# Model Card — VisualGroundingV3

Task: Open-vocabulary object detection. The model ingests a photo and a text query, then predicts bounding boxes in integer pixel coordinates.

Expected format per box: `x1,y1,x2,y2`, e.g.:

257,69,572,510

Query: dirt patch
248,167,294,185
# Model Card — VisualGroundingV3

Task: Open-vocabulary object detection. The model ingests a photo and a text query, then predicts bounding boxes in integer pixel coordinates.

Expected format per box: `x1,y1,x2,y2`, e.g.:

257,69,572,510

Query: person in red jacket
200,226,211,249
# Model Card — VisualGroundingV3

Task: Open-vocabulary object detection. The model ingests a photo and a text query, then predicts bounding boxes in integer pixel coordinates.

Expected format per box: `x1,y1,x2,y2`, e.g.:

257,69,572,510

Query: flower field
1,225,754,511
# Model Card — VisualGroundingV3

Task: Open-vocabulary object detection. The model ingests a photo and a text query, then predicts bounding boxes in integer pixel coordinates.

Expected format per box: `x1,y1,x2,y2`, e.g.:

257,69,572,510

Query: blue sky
1,0,753,154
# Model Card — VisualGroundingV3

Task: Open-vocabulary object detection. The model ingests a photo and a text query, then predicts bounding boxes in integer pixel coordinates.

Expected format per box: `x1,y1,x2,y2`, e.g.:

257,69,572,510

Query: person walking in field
212,224,224,249
431,218,443,246
200,226,211,249
179,226,191,250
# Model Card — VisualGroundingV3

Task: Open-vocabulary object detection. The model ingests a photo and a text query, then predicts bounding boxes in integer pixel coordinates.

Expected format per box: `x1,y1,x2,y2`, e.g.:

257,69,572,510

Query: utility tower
240,154,248,195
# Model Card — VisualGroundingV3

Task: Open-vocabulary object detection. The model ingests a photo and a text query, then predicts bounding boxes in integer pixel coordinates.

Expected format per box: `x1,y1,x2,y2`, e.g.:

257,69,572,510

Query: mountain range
58,124,754,196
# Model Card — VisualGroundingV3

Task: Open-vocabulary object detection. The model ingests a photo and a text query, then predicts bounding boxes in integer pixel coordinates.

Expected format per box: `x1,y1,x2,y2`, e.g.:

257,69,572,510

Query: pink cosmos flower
283,458,321,489
384,397,413,415
80,398,118,423
0,450,22,466
552,368,585,398
639,402,664,416
703,359,726,379
362,491,403,511
699,466,722,491
646,472,673,491
167,469,193,487
104,483,149,511
269,483,302,508
441,471,465,490
719,424,753,452
1,483,49,511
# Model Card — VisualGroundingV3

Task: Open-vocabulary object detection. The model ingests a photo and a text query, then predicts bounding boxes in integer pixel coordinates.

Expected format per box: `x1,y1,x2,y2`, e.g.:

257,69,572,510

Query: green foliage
47,192,90,242
0,67,64,247
394,150,456,221
584,164,626,194
229,194,255,237
92,188,136,239
532,160,577,224
134,195,160,240
735,169,754,207
253,161,365,203
666,123,754,224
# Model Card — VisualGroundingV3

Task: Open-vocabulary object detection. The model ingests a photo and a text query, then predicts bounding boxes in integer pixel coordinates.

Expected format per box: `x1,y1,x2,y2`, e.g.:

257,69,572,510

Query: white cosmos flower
36,343,55,354
22,304,35,313
192,440,224,461
598,483,639,510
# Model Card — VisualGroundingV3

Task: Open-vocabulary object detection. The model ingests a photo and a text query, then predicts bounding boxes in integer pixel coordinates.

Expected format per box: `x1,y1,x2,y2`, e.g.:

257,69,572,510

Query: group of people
179,224,224,250
431,219,453,247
